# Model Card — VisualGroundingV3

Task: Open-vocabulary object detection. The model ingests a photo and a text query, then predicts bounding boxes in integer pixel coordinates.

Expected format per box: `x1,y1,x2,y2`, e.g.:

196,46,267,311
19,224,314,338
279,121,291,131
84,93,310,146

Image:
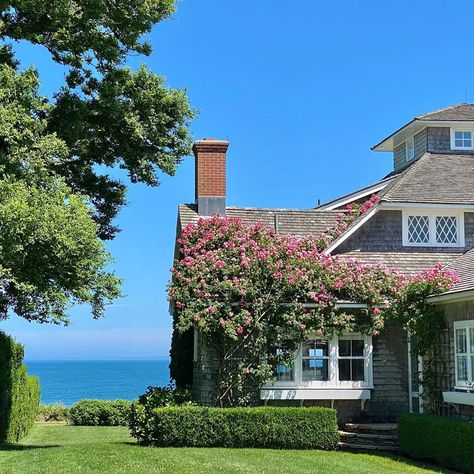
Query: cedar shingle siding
393,143,406,171
426,127,451,153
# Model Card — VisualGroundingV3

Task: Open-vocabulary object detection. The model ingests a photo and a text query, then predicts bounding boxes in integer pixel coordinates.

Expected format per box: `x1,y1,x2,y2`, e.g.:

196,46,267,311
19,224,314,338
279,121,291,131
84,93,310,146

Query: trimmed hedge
0,331,40,443
37,404,69,422
69,399,131,426
130,406,339,449
399,413,474,473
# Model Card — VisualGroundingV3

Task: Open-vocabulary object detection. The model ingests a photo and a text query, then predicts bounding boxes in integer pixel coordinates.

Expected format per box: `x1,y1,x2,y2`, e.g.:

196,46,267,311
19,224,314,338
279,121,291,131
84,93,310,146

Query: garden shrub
37,404,69,422
0,331,40,443
399,413,474,473
138,384,195,408
69,399,131,426
130,406,339,449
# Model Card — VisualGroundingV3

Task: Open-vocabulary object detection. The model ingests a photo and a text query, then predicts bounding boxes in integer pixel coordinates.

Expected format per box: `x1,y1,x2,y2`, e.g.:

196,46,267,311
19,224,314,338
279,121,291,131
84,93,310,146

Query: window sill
443,391,474,407
260,388,372,401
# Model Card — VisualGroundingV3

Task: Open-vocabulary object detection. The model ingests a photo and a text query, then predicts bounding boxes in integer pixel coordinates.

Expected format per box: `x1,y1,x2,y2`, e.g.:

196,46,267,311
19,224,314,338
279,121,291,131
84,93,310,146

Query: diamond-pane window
436,216,458,244
407,216,429,244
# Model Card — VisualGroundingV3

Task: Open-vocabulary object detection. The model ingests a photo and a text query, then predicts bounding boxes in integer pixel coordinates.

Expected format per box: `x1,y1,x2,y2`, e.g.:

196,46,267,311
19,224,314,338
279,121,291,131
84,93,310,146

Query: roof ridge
179,203,345,213
416,103,474,119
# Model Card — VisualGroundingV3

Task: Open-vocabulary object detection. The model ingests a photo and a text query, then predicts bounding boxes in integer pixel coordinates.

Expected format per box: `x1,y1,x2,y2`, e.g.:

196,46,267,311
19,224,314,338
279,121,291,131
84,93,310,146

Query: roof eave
427,288,474,304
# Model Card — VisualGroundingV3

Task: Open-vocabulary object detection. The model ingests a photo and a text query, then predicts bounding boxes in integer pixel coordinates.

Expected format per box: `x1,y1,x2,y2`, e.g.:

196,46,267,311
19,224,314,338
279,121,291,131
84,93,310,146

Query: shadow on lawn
0,443,60,451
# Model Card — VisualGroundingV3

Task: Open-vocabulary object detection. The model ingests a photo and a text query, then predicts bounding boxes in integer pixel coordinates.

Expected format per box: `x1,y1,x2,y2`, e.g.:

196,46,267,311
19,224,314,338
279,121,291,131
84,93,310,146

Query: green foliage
0,331,40,442
399,413,474,473
69,399,131,426
129,406,339,449
138,384,195,409
0,1,195,240
37,404,69,422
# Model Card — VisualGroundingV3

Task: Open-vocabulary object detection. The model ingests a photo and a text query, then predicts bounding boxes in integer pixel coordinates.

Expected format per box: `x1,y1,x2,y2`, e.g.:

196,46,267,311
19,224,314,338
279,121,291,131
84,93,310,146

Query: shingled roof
178,204,342,238
337,250,462,276
440,248,474,295
379,152,474,205
416,103,474,121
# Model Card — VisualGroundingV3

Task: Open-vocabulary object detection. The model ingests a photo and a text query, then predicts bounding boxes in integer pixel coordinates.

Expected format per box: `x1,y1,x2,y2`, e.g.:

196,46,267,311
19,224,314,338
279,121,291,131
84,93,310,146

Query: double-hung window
454,320,474,389
403,210,464,247
406,136,415,162
451,130,474,150
270,335,373,389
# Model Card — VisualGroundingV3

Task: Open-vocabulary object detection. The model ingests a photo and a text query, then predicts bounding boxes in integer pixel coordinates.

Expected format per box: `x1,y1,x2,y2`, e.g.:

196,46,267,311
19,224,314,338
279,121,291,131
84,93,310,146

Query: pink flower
193,316,201,322
215,260,225,269
236,327,244,335
372,307,381,315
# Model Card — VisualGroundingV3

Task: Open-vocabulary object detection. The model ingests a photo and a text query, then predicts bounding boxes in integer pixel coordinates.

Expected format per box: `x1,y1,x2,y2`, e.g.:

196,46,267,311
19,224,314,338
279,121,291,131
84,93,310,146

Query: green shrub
138,384,195,408
69,399,131,426
0,331,40,443
399,413,474,473
130,406,339,449
37,404,69,422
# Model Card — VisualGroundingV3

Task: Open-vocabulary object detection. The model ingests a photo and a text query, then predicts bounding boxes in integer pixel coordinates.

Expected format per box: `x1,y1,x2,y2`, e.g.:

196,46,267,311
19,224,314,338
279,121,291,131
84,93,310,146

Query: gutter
427,289,474,304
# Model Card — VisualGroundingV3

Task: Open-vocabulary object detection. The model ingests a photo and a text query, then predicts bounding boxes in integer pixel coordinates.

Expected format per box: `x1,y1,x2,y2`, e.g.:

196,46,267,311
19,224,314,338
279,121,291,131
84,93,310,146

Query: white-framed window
451,129,474,150
402,209,464,247
271,334,373,389
406,136,415,162
453,320,474,389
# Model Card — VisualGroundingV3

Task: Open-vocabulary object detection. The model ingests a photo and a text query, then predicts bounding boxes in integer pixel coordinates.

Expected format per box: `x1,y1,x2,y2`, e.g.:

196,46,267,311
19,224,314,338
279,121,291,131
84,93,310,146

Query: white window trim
451,128,474,150
265,334,373,390
406,136,415,162
402,209,465,248
453,320,474,390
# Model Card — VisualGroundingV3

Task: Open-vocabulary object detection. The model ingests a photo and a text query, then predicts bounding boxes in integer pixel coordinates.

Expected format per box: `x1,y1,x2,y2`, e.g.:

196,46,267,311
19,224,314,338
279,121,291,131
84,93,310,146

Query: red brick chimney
193,138,229,216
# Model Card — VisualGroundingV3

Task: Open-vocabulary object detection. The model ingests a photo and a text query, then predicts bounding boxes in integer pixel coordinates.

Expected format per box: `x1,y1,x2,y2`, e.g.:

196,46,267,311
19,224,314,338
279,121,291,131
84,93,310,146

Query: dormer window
406,136,415,161
451,130,474,150
403,209,464,247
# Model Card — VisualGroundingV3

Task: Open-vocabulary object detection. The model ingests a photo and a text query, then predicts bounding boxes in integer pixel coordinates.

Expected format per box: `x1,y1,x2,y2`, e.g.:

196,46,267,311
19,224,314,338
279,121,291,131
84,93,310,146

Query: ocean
25,359,170,406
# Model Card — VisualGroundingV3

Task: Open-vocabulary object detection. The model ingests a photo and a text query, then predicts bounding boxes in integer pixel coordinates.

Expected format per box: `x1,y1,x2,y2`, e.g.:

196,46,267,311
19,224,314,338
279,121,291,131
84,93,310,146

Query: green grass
0,423,454,474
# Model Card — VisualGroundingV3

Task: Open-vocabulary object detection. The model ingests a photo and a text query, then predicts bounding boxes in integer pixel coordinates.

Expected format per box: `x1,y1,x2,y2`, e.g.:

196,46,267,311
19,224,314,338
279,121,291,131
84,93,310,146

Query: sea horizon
25,359,171,406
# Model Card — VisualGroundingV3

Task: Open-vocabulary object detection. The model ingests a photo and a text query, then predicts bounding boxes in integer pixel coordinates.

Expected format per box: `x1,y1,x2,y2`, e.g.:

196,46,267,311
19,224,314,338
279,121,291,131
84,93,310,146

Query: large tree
0,1,194,323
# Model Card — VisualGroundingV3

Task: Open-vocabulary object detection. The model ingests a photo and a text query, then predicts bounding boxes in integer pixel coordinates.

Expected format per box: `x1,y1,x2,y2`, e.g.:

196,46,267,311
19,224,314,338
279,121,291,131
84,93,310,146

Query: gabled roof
337,250,462,276
438,248,474,296
379,152,474,205
178,204,342,238
372,103,474,151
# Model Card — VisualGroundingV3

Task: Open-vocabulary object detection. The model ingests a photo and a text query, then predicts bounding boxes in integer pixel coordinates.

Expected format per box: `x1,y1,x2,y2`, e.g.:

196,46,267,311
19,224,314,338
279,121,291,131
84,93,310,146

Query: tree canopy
0,1,194,323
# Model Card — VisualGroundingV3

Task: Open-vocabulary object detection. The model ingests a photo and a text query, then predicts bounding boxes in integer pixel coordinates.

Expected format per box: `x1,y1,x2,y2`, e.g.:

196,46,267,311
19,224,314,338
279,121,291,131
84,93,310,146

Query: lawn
0,423,453,474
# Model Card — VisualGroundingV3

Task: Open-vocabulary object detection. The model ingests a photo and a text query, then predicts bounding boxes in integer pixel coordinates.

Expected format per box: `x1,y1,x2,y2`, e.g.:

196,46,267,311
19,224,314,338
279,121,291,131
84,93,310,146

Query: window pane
455,131,462,139
276,363,293,382
408,216,429,243
464,131,472,139
303,358,328,381
352,340,365,357
470,328,474,353
436,216,457,244
303,340,328,358
466,139,472,147
338,340,351,357
352,359,365,381
338,359,351,381
457,355,468,381
455,139,463,147
457,329,467,353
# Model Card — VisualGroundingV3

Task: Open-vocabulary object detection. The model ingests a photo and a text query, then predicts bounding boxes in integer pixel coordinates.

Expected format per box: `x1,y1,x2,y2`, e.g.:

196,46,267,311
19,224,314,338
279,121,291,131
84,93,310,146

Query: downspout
407,332,413,413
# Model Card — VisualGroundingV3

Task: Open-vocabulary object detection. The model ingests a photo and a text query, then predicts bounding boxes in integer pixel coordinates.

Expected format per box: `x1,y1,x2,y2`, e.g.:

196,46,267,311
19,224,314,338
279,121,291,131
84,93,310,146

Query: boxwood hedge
69,399,131,426
130,405,339,449
399,413,474,473
0,331,40,443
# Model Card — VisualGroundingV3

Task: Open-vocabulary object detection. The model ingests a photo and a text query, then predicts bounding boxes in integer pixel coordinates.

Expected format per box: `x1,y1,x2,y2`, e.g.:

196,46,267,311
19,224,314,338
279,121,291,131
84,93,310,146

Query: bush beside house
69,400,131,426
130,406,339,449
0,331,40,443
399,413,474,473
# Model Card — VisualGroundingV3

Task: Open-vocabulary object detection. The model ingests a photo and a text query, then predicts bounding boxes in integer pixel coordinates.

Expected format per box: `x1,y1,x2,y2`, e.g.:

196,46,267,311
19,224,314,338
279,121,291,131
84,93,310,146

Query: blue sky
2,0,474,360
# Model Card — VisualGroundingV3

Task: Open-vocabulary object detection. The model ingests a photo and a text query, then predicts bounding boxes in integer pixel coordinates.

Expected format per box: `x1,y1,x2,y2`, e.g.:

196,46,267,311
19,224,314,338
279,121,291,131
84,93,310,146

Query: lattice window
436,216,458,244
407,215,429,244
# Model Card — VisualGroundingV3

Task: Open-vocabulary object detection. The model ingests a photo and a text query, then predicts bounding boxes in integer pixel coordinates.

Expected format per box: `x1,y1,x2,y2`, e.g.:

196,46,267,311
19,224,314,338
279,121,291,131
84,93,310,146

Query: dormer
372,103,474,172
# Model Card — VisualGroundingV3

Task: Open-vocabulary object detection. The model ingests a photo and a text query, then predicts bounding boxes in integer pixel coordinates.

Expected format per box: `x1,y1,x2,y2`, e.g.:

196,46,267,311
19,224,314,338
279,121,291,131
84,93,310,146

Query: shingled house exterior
172,104,474,422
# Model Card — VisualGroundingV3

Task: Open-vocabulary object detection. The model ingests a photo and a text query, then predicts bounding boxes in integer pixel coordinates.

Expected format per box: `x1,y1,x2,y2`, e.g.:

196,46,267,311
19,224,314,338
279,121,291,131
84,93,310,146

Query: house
171,104,474,422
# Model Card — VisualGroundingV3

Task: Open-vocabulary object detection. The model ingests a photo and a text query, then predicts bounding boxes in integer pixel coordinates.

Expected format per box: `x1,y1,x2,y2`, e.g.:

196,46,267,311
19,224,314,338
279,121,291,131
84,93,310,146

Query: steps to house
338,423,399,452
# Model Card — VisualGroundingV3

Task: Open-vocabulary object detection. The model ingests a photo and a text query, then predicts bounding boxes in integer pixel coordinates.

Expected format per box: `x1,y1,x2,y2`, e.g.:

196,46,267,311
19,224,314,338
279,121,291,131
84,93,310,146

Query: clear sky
2,0,474,360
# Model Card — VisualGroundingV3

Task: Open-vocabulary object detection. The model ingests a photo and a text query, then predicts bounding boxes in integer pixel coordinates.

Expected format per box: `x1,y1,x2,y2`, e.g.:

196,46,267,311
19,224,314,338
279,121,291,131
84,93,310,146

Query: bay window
270,335,373,389
403,209,464,247
454,320,474,389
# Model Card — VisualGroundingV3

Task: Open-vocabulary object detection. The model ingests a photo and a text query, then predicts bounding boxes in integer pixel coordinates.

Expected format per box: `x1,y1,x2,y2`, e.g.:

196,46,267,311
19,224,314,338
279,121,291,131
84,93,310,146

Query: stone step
344,423,398,435
339,430,398,444
338,441,399,452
